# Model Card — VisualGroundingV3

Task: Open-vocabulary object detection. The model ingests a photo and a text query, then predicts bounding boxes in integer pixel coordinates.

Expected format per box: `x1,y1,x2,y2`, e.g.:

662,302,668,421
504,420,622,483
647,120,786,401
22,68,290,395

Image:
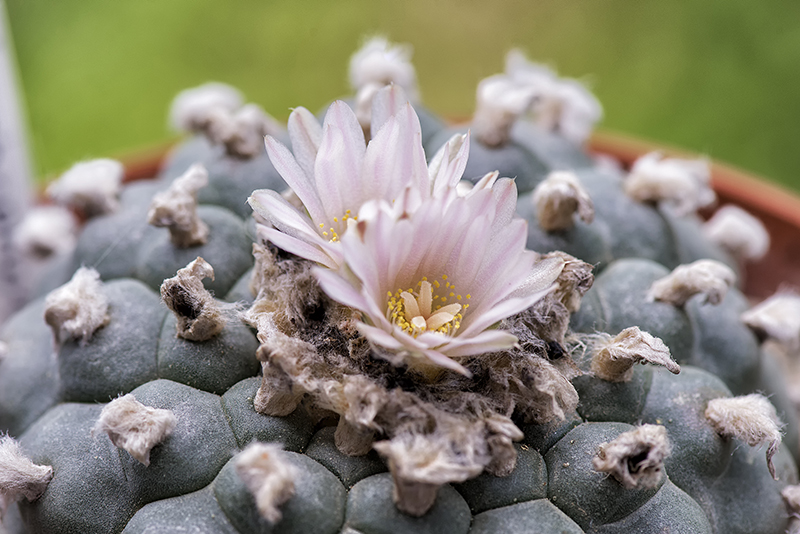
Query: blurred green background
6,0,800,190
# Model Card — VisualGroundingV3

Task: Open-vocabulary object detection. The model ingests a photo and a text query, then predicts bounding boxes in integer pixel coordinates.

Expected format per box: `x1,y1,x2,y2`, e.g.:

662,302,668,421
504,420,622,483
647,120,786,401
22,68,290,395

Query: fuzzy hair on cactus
1,39,799,534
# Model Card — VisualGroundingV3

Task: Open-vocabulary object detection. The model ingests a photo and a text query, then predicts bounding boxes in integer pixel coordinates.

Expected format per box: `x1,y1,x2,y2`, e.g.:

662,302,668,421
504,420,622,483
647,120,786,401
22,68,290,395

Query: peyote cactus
2,39,800,534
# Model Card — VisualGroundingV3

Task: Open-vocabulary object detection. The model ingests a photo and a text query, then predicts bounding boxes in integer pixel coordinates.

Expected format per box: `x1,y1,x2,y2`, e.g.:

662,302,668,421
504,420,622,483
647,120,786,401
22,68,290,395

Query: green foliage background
7,0,800,190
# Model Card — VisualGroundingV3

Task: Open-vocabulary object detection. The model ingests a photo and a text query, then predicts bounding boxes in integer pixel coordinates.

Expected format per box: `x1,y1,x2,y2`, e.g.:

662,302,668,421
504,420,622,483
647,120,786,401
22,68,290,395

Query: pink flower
314,184,564,376
248,86,468,269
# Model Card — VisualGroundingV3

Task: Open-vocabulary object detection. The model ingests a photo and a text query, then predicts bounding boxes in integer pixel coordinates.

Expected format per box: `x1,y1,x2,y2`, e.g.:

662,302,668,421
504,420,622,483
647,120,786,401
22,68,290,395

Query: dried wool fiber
43,266,110,346
235,442,298,523
593,424,671,489
505,48,603,144
624,152,714,216
704,204,770,261
705,394,783,479
741,292,800,350
12,205,78,260
147,163,210,248
160,257,226,341
531,171,594,232
92,394,177,466
0,434,53,516
648,259,736,307
590,327,680,383
473,74,538,147
46,158,123,217
169,81,244,133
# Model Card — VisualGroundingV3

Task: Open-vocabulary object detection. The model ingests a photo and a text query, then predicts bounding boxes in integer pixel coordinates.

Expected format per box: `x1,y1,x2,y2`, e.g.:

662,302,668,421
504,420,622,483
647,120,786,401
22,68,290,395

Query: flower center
318,210,357,242
386,276,471,337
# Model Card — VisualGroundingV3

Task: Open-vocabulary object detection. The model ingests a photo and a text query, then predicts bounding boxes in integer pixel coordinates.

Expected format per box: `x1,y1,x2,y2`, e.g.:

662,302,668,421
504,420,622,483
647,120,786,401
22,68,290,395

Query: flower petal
248,189,321,243
264,136,326,225
315,101,366,221
287,106,322,179
430,132,470,197
438,329,519,358
370,85,408,136
258,226,339,269
313,267,372,311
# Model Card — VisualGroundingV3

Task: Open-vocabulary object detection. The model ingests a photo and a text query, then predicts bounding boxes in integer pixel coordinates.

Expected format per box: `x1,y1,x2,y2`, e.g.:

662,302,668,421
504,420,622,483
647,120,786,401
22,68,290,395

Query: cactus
1,40,799,534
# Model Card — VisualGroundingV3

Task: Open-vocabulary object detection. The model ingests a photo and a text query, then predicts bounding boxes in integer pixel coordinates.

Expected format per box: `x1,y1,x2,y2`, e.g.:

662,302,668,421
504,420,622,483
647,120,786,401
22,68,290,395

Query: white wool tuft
741,292,800,350
12,205,78,260
203,103,280,158
705,394,783,479
148,164,210,248
348,37,419,132
704,204,770,261
93,394,177,466
235,443,297,524
624,152,715,215
531,171,594,231
46,159,123,217
591,327,680,382
348,37,419,101
505,49,602,144
473,74,538,147
43,266,109,346
593,424,671,489
0,434,52,517
169,82,244,133
160,257,225,341
648,259,736,307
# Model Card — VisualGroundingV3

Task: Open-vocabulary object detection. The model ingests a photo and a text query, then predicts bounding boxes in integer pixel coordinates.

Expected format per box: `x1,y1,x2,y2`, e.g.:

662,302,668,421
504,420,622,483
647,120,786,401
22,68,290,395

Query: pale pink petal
438,330,519,358
259,226,339,269
430,132,470,197
451,214,493,290
370,85,407,136
420,349,471,376
467,171,500,195
357,323,406,350
489,178,519,230
360,104,427,203
287,107,322,179
248,190,322,243
313,267,372,311
460,286,556,338
264,136,326,224
315,101,366,220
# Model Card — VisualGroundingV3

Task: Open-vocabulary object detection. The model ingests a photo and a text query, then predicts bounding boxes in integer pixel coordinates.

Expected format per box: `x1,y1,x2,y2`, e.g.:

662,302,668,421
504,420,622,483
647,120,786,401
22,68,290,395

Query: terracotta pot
119,132,800,301
590,131,800,301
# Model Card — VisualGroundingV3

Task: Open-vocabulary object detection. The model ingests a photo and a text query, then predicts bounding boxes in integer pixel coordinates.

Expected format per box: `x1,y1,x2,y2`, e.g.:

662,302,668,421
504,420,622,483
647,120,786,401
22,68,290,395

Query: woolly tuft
203,103,282,158
648,259,736,307
472,74,537,147
624,152,714,216
348,37,419,132
44,266,110,347
0,435,52,517
741,292,800,350
92,394,177,466
590,327,679,383
160,257,225,341
235,443,298,524
147,163,210,248
505,49,602,144
12,205,78,261
705,394,783,479
168,82,244,133
45,158,123,218
593,424,671,489
704,204,770,261
531,171,594,232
